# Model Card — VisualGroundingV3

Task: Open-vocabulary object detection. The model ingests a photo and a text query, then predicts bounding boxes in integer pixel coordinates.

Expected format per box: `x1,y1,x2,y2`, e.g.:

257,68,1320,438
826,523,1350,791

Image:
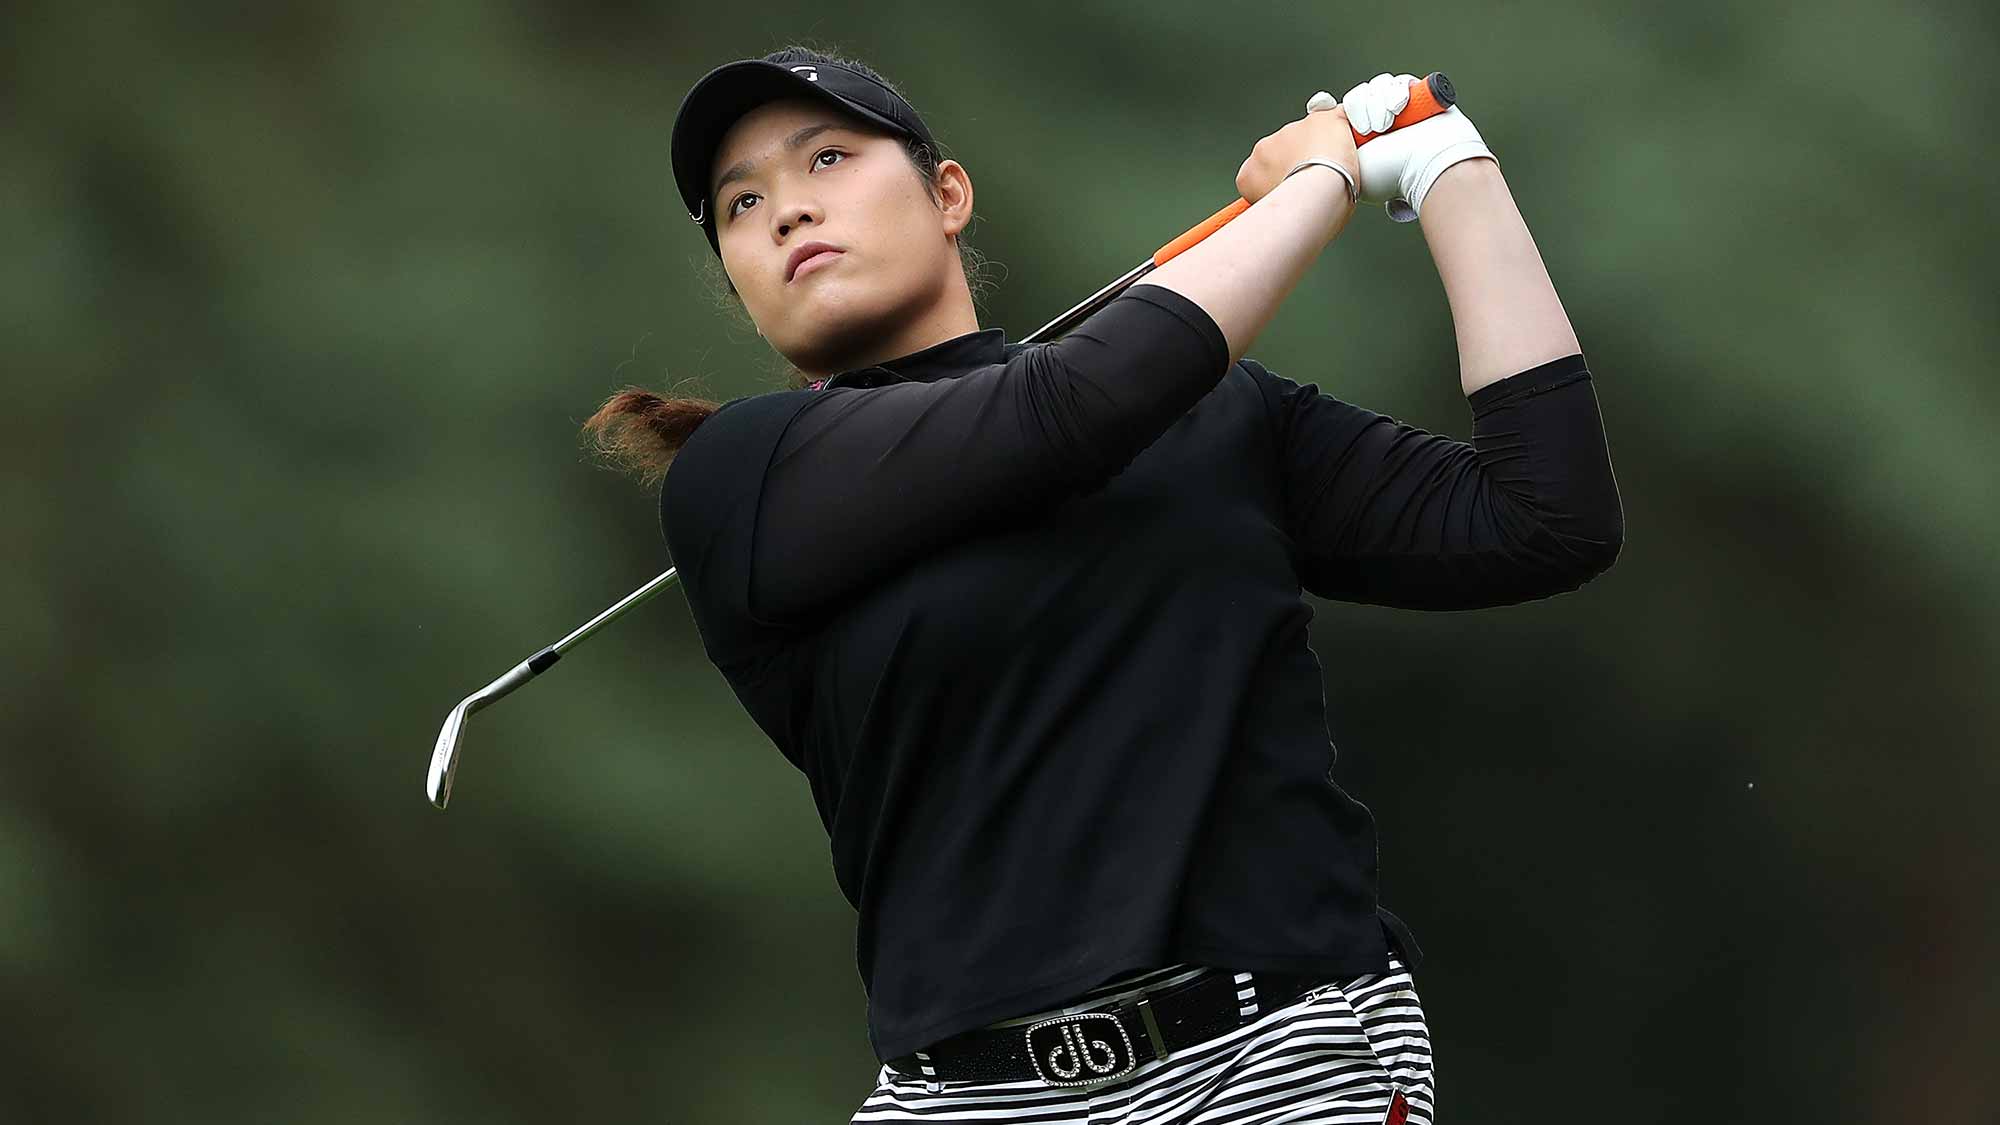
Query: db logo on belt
1024,1012,1137,1086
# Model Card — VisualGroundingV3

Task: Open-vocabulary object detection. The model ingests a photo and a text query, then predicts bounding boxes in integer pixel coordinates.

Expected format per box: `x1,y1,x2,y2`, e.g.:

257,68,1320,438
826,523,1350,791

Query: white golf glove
1305,72,1497,222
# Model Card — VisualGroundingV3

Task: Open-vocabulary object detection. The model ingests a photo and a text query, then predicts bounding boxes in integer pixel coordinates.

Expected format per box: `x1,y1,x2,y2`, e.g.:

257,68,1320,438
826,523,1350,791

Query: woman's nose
775,196,821,239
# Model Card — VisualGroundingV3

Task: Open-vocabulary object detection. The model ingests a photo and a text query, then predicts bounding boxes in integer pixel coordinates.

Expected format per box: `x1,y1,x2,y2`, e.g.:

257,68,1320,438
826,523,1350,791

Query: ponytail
579,388,720,488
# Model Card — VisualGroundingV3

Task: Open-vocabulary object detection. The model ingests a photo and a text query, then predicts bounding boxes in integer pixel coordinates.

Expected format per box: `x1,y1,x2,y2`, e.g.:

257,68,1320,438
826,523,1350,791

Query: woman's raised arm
1418,158,1584,396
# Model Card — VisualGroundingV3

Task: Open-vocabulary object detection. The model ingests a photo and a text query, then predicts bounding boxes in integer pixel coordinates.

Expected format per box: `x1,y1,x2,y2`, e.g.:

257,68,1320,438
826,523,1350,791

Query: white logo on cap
790,65,819,82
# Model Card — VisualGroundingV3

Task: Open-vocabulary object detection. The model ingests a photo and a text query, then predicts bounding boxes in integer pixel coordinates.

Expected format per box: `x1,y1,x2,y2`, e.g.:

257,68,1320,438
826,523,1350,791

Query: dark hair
581,44,993,488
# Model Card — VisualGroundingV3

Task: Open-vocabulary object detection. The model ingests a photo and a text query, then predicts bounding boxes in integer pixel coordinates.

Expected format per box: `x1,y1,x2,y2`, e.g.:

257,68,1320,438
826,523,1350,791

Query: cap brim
670,60,917,227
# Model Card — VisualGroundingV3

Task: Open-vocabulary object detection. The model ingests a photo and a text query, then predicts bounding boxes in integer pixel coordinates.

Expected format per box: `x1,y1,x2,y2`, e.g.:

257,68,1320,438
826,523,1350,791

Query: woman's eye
723,152,839,220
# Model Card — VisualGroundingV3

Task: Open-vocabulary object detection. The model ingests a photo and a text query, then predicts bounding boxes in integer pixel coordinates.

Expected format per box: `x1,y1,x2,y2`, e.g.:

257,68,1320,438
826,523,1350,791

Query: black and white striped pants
853,956,1435,1124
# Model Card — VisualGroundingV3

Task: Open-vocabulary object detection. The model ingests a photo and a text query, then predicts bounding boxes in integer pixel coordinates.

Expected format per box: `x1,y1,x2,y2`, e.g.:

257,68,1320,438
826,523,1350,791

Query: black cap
670,58,938,255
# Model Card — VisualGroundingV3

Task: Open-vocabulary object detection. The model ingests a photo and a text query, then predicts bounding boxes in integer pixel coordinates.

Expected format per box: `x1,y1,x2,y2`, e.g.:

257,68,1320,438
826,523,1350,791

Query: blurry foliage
3,0,1995,1121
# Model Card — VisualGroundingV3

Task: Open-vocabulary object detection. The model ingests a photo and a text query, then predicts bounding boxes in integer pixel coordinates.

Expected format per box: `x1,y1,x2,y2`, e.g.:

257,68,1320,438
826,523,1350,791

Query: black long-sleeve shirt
660,284,1622,1062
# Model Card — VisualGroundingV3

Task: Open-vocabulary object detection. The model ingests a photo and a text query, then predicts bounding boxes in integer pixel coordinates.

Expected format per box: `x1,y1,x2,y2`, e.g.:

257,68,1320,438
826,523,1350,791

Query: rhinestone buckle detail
1024,1011,1137,1087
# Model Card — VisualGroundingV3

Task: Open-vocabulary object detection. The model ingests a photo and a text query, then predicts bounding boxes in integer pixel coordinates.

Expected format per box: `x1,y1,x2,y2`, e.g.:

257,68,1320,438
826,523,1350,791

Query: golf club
426,73,1457,808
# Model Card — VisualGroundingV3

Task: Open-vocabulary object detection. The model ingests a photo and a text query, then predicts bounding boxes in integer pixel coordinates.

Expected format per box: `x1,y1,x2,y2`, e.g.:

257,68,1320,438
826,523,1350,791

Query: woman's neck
798,273,980,380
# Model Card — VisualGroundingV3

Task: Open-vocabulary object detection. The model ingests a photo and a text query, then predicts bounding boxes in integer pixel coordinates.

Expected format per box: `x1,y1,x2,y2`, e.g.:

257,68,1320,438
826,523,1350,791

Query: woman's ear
935,159,974,237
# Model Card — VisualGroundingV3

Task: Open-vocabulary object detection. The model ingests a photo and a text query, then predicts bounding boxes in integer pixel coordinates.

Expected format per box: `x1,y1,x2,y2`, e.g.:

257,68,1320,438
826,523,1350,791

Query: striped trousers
852,955,1435,1124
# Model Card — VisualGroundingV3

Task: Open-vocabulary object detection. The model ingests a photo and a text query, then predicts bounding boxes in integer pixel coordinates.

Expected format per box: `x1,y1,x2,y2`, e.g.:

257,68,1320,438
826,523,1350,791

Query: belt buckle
1024,1011,1136,1087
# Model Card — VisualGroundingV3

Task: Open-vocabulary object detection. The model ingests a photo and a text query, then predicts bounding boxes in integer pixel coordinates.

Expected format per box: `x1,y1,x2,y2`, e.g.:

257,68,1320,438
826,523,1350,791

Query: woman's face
710,98,969,373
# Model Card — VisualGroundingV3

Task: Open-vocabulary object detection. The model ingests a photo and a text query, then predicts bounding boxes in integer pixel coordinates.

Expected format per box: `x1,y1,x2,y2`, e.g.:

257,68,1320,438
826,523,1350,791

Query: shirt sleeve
1247,352,1624,610
659,388,818,673
663,283,1230,637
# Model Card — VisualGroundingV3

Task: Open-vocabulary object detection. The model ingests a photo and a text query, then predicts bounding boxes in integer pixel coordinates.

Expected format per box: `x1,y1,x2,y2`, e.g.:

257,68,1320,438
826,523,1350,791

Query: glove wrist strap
1402,145,1498,222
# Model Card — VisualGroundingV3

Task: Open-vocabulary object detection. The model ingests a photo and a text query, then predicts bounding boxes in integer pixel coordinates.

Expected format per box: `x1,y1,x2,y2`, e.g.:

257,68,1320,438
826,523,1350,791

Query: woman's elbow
1499,501,1623,601
1552,505,1625,587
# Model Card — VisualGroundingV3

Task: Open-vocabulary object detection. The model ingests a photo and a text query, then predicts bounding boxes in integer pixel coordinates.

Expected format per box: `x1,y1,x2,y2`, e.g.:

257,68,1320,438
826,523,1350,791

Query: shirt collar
822,327,1016,389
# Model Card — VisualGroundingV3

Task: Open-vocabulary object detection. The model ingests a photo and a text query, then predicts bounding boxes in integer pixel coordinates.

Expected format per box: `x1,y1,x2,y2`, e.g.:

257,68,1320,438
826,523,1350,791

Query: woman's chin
786,294,895,362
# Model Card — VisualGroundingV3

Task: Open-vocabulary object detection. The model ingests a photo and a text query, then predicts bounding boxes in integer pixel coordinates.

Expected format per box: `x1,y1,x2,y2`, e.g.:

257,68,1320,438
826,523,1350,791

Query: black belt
886,968,1327,1088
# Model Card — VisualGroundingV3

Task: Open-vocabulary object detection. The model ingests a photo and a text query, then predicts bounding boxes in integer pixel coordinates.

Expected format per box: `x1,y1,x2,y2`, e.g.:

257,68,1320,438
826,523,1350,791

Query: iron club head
427,695,478,809
425,653,556,809
421,568,680,810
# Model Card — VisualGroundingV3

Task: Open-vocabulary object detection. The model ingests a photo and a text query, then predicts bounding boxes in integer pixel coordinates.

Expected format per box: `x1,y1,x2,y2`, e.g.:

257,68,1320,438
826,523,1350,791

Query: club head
424,656,547,809
421,575,668,811
427,696,476,808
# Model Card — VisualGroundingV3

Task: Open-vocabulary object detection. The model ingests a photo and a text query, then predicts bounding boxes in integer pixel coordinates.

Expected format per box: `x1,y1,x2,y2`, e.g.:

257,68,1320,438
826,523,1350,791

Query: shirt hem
1467,351,1589,415
1119,283,1231,375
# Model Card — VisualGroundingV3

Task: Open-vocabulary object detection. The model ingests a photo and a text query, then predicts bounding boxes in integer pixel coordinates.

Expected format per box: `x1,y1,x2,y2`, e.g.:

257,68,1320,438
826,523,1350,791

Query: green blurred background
5,1,1996,1121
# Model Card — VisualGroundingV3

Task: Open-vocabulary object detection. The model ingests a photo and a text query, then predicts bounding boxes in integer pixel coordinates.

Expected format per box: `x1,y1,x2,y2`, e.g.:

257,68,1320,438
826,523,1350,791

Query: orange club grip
1379,71,1455,141
1152,72,1457,266
1153,198,1252,265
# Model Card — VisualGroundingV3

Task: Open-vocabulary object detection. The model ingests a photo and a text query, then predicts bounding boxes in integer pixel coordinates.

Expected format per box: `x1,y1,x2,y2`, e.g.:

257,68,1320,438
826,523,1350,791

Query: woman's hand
1234,100,1361,209
1335,71,1497,222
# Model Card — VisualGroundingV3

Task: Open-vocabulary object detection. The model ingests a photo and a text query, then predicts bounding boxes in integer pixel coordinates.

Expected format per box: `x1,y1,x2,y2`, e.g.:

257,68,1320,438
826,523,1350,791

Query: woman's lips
789,249,843,282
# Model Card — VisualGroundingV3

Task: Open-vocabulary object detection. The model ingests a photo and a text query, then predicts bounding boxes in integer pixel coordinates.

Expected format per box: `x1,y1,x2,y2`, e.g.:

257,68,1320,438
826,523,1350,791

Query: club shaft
1022,261,1156,344
552,566,681,655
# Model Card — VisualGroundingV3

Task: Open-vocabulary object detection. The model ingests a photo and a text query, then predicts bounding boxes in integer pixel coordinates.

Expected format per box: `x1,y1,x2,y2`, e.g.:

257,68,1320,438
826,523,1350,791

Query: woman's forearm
1418,158,1582,397
1144,165,1354,368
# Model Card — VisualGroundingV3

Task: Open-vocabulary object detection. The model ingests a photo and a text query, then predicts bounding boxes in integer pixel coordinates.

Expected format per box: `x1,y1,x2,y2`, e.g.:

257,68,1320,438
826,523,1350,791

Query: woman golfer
587,45,1621,1124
